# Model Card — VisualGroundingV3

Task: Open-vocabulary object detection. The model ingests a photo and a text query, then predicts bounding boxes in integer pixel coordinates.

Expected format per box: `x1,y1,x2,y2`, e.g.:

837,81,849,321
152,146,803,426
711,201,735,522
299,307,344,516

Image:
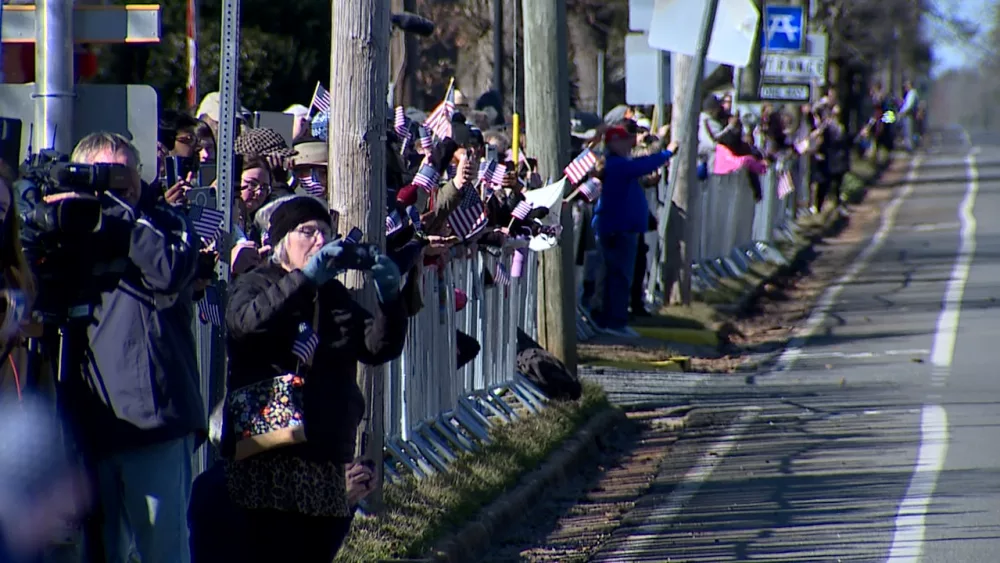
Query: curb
423,407,627,563
631,326,719,348
584,358,687,372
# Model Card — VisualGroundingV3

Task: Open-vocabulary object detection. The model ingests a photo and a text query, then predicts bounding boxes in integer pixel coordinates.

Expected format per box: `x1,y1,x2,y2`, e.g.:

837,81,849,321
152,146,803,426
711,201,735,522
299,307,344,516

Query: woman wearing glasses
219,196,406,562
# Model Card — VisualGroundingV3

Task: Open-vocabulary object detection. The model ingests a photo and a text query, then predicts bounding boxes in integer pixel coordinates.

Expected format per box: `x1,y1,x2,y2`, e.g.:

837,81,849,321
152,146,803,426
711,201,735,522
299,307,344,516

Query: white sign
647,0,760,67
759,84,810,101
625,33,669,105
762,54,826,80
629,0,654,32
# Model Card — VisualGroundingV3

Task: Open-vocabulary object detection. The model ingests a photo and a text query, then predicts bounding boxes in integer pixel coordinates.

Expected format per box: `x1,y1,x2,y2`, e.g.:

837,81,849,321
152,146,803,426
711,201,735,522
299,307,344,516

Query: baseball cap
604,126,631,144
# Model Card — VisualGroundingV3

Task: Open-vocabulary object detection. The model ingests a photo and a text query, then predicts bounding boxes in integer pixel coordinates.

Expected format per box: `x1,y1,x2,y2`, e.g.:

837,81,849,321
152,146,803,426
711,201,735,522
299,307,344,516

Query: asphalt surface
582,126,1000,563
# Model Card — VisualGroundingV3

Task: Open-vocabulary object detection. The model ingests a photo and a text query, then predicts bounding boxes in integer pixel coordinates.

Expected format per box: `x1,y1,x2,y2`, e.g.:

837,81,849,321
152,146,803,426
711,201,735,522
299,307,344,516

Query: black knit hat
267,196,332,245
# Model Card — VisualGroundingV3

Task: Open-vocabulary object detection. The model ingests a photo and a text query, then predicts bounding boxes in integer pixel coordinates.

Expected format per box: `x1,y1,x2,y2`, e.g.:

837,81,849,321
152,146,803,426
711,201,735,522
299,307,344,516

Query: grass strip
335,381,611,563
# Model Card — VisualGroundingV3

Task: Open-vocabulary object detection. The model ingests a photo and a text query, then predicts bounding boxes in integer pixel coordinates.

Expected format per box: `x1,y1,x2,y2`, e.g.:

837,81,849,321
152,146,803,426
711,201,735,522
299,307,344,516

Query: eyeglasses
241,181,270,194
175,134,196,147
293,224,333,240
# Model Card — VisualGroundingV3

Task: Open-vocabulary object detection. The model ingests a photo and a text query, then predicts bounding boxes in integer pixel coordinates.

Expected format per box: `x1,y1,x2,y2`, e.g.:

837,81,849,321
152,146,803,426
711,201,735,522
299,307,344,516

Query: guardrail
382,245,547,480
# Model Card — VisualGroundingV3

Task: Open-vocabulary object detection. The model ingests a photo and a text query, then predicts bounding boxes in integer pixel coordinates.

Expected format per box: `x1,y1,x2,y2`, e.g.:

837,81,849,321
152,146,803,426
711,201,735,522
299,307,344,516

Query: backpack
516,329,582,400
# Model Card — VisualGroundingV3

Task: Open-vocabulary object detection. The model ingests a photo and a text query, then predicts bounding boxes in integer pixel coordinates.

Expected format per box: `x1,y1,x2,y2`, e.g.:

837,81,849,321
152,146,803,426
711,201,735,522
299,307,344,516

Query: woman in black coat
221,196,407,562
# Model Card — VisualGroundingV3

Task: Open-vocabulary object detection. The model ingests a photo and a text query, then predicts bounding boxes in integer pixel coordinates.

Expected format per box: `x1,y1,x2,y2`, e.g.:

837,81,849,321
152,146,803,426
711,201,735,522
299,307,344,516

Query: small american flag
310,82,331,115
291,322,320,366
386,210,404,235
197,285,223,326
495,262,511,286
394,106,410,141
299,169,326,198
424,83,456,139
578,178,603,203
419,127,433,151
406,205,423,232
448,187,488,240
478,160,507,189
510,200,533,221
187,205,225,241
412,160,441,192
777,171,795,200
564,149,598,185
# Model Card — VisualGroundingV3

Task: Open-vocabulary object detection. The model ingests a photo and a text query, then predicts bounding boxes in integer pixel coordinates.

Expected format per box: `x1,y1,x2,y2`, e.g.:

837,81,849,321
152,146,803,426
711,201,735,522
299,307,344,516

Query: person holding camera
221,195,406,562
53,132,205,563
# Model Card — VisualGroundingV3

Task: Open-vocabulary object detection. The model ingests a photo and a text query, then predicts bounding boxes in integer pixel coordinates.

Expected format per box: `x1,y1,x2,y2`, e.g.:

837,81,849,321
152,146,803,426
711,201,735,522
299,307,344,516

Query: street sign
763,4,805,52
1,5,161,44
761,54,826,80
759,83,810,102
0,84,160,184
647,0,760,67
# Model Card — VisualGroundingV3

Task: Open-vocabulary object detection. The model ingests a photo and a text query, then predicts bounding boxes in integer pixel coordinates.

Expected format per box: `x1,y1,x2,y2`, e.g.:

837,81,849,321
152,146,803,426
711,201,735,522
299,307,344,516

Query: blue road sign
763,5,805,52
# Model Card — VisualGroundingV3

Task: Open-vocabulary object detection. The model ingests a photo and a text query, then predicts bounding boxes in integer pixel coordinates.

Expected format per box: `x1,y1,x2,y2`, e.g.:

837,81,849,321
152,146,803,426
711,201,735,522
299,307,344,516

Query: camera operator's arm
117,205,200,294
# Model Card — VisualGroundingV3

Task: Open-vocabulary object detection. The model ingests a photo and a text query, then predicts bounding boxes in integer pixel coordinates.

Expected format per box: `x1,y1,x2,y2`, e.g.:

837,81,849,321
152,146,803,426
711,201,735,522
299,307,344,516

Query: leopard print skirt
224,451,351,518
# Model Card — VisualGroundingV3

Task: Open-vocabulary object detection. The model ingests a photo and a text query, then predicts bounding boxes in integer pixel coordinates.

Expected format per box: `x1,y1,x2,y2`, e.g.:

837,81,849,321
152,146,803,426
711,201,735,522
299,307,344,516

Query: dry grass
335,382,611,563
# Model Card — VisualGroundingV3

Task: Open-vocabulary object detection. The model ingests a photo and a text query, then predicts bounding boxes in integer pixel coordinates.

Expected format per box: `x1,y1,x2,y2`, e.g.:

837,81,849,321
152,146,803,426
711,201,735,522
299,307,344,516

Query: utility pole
493,0,504,106
523,0,577,372
329,0,390,509
662,0,720,306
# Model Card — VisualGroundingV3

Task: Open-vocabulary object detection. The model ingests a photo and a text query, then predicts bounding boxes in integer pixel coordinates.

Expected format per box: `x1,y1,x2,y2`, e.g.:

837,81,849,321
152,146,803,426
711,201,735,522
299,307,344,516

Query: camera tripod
20,309,107,563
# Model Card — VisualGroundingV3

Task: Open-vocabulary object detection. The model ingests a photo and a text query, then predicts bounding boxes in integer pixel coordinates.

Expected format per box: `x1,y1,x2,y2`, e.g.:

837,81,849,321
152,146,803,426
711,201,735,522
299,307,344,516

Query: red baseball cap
604,126,631,144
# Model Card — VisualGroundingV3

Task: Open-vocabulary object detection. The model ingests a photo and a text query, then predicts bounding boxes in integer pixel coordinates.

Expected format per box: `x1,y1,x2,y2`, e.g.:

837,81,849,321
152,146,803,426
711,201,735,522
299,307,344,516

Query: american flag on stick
448,186,488,240
578,178,603,203
394,106,411,141
510,200,533,221
291,322,320,366
412,159,441,192
187,205,225,241
494,262,511,286
299,170,325,198
478,159,507,190
386,210,404,235
777,171,795,200
564,149,598,185
424,80,456,139
419,126,434,151
197,285,223,327
309,82,331,116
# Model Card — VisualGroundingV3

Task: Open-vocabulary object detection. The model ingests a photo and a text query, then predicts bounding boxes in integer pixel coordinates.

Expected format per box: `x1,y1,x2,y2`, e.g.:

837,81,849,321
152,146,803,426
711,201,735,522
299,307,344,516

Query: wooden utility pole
662,0,721,306
523,0,577,371
329,0,390,509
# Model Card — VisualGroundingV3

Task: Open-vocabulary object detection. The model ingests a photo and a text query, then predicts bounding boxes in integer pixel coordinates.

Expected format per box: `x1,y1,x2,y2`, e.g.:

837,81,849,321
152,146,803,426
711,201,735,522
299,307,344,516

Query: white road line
793,348,929,360
885,405,949,562
886,150,977,562
592,407,761,563
929,154,978,368
774,155,923,372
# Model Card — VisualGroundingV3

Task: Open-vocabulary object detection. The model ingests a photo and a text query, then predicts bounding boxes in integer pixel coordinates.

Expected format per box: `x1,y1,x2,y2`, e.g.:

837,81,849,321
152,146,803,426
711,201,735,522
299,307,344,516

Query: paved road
587,127,1000,563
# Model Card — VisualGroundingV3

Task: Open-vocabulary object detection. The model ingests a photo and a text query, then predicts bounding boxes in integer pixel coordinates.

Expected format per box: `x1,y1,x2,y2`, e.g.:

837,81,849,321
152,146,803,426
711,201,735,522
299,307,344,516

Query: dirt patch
479,407,690,563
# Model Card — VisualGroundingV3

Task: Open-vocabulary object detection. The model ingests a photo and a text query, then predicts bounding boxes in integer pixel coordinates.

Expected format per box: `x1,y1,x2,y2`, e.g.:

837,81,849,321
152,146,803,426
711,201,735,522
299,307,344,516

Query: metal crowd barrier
382,245,548,481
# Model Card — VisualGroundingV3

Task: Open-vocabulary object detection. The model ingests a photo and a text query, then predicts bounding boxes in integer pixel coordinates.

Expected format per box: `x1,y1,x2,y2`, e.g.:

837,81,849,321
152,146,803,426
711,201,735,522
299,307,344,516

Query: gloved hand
370,254,401,304
301,240,345,285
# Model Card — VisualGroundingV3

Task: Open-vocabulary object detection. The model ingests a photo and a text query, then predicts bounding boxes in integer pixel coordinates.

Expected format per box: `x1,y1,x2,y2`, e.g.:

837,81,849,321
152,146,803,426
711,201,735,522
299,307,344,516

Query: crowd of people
0,70,920,562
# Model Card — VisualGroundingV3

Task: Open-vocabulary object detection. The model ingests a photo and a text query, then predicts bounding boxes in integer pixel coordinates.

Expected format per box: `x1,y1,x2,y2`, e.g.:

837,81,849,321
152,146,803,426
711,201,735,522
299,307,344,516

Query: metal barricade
382,246,547,480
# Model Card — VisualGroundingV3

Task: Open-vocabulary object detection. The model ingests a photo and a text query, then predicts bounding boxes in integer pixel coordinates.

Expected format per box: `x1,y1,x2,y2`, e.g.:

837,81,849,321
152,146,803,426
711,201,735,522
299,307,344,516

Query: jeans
902,115,915,151
91,435,194,563
594,232,640,330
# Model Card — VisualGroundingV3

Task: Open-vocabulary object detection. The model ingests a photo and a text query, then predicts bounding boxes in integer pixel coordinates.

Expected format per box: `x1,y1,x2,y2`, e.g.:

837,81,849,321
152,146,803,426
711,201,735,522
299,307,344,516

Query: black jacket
70,188,205,455
224,261,407,462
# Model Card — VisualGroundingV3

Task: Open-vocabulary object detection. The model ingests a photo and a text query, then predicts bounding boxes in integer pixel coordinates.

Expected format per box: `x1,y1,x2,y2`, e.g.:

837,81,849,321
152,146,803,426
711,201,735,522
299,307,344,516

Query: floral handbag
227,300,320,461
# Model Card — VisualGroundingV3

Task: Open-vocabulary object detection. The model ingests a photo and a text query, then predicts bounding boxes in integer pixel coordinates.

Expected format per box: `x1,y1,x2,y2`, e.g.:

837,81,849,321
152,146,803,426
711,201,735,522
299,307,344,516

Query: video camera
16,150,133,321
17,149,132,236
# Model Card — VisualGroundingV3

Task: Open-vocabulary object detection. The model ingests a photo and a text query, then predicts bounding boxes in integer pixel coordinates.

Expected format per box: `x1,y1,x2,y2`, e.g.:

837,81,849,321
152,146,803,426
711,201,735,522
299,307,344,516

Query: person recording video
220,195,406,562
25,132,206,563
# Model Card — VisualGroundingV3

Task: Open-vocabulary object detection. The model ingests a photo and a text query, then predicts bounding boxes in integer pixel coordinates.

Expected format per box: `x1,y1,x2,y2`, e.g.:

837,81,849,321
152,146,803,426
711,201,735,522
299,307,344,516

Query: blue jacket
70,188,206,455
592,150,673,236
